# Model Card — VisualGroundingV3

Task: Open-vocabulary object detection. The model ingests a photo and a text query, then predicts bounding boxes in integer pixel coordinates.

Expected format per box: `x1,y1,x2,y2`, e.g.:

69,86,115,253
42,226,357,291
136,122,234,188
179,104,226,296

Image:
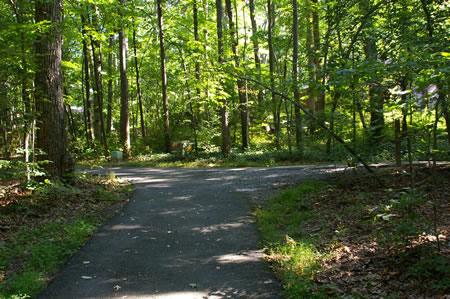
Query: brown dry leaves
305,165,449,298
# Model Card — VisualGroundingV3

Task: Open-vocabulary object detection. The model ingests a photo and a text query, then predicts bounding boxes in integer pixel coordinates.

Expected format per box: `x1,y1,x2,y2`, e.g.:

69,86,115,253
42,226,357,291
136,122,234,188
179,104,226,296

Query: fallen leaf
189,283,197,289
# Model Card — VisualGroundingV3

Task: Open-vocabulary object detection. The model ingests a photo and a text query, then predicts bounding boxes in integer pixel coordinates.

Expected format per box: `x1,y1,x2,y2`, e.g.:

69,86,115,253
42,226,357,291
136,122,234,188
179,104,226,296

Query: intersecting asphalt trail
39,166,342,298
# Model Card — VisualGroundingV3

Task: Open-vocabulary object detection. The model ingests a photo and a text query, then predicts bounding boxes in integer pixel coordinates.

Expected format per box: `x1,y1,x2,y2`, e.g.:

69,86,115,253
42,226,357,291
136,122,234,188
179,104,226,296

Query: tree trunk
106,34,116,135
192,0,200,152
119,0,131,158
268,0,280,149
35,0,73,178
157,0,171,153
248,0,263,103
81,13,94,142
133,29,146,144
361,0,384,141
90,6,108,155
292,0,302,154
305,2,315,114
225,0,249,149
216,0,230,155
9,2,32,170
311,0,324,112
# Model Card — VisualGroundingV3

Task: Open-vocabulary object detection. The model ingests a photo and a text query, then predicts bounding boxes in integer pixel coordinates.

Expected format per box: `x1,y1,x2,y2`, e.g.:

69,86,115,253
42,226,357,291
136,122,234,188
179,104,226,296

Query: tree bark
192,0,200,152
157,0,171,153
106,34,116,135
268,0,280,149
248,0,263,103
81,12,94,142
35,0,73,178
305,3,315,114
119,0,131,158
311,0,324,112
133,29,146,144
292,0,302,154
361,0,384,141
225,0,249,149
216,0,230,155
90,6,108,155
8,1,32,168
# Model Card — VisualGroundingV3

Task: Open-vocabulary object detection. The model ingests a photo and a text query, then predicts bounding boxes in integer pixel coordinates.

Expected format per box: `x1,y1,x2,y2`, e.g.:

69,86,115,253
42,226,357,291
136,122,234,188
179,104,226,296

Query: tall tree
119,0,131,157
133,28,146,144
225,0,249,149
311,0,324,112
106,34,116,135
216,0,230,154
90,5,108,155
81,11,94,143
35,0,73,178
361,0,384,141
292,0,302,153
305,0,315,114
268,0,280,149
157,0,171,153
248,0,264,105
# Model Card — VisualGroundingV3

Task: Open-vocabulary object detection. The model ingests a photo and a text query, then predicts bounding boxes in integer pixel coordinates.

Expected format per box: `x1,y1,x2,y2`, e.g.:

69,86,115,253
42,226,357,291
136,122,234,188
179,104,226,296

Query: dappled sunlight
85,291,212,299
205,175,239,181
215,250,263,264
110,224,142,231
192,222,246,233
172,195,193,201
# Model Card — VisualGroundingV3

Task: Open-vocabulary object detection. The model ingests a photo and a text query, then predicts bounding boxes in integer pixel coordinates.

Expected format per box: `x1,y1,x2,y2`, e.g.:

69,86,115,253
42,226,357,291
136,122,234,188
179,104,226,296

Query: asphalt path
38,166,343,299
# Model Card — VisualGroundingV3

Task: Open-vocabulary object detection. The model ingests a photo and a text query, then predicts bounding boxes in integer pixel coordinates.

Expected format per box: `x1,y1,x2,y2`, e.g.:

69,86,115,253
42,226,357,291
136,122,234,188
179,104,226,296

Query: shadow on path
39,166,340,298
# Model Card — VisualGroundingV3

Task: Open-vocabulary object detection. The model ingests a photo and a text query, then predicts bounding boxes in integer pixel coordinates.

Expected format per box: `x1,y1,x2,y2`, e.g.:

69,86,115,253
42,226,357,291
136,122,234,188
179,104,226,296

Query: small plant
257,181,330,298
377,188,431,250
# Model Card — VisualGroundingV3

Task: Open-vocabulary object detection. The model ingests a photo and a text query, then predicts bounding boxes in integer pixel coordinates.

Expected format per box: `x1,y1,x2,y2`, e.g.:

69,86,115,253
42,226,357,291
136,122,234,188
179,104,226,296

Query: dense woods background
0,0,449,178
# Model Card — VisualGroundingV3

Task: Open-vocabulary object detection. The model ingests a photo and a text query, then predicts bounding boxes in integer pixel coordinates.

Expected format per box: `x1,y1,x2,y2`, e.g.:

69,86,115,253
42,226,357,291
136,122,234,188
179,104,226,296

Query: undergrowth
257,166,449,298
256,181,331,298
0,173,131,298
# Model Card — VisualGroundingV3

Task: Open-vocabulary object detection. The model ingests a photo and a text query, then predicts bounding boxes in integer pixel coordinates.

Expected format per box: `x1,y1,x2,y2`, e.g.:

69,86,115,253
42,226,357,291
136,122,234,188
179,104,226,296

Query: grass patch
256,181,332,298
78,149,326,169
0,219,96,297
0,174,131,298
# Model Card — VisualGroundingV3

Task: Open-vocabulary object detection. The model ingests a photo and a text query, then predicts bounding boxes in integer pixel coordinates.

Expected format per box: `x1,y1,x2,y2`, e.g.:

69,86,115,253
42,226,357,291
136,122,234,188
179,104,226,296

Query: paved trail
39,166,341,299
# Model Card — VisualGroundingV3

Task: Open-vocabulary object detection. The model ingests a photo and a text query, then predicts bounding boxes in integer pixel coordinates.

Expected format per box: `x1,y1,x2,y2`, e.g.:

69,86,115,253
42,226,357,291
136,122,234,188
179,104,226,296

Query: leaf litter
300,165,449,297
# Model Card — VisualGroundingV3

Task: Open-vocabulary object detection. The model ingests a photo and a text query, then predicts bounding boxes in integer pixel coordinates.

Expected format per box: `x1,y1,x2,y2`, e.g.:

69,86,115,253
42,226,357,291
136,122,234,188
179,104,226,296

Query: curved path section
39,166,341,298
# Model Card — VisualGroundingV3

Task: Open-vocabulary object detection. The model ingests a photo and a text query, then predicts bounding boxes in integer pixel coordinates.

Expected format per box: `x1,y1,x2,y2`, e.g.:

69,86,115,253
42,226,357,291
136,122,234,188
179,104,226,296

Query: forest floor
257,164,449,298
0,163,448,298
0,173,132,297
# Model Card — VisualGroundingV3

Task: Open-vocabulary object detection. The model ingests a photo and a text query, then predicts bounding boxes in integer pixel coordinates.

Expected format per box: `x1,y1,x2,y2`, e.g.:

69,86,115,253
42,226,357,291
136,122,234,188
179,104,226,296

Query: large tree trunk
225,0,249,149
216,0,230,155
292,0,302,154
119,0,131,158
268,0,280,150
157,0,171,153
35,0,73,178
